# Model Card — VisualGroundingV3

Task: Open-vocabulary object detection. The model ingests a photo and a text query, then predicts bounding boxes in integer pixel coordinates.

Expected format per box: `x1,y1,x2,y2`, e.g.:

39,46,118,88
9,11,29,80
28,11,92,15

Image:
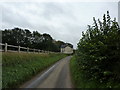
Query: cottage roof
61,45,66,48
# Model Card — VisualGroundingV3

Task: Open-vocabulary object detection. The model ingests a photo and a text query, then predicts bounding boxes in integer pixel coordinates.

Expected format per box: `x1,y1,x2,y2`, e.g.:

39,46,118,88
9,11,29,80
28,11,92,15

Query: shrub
76,11,120,87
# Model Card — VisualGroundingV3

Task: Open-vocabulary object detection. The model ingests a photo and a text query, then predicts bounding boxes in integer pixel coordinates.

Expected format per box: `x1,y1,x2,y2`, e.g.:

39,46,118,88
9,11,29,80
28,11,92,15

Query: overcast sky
0,1,119,49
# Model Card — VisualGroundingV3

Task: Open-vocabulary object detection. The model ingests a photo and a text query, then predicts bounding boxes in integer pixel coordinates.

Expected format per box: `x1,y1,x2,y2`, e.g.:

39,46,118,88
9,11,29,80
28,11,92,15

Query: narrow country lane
20,56,73,88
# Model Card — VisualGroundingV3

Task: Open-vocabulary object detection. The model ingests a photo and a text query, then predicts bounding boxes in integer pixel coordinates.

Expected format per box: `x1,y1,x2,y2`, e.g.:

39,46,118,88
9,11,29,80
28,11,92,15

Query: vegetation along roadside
70,11,120,88
2,52,66,88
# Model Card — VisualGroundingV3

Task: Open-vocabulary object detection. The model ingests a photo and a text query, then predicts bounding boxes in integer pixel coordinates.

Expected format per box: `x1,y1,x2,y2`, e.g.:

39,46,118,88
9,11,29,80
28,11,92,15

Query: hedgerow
76,11,120,88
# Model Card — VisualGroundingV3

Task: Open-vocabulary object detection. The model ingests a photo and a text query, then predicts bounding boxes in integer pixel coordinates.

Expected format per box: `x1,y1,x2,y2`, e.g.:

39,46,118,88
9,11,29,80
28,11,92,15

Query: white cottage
61,45,73,54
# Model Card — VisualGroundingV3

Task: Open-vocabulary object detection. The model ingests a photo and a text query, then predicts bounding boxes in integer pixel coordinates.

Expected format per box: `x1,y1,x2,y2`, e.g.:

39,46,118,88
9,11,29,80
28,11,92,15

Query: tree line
76,11,120,87
1,28,73,52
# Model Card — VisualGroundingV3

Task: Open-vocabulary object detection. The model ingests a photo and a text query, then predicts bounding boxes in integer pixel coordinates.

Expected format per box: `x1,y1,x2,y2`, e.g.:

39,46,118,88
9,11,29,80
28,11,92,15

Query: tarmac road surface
20,56,73,88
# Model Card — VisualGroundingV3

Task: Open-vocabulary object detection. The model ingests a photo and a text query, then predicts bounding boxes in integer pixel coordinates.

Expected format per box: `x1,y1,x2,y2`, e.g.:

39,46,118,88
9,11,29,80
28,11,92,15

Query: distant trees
76,11,120,87
2,28,73,52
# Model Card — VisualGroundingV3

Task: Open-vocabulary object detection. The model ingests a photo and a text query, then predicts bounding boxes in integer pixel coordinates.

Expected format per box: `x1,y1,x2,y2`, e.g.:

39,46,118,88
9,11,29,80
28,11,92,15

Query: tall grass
2,52,66,88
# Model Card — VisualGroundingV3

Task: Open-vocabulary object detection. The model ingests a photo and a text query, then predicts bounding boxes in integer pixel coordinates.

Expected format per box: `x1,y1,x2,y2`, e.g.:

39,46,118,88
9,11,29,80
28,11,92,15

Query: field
2,52,66,88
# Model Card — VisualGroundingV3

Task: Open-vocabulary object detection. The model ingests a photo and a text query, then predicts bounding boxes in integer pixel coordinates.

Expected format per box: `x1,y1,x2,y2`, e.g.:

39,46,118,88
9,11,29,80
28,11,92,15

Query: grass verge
2,52,66,88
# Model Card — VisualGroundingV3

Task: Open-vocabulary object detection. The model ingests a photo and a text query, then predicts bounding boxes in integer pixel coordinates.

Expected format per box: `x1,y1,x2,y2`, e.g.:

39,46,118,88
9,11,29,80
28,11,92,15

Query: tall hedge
76,11,120,87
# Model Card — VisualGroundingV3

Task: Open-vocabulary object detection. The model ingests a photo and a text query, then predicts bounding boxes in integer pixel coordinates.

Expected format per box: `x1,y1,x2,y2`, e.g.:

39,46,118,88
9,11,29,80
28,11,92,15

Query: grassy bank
2,52,66,88
70,56,120,88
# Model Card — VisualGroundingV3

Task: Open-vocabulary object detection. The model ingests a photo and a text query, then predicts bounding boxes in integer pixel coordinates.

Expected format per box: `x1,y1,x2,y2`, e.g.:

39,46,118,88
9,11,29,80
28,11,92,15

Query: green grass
70,56,120,88
0,52,2,89
2,52,66,88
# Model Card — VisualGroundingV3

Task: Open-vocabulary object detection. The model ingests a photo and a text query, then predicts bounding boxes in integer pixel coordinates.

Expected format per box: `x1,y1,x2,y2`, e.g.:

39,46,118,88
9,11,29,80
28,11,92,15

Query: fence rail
0,43,59,54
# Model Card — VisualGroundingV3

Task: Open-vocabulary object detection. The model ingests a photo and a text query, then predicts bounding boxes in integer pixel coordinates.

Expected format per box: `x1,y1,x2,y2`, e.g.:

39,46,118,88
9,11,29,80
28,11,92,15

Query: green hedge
70,56,101,88
70,55,120,88
74,11,120,88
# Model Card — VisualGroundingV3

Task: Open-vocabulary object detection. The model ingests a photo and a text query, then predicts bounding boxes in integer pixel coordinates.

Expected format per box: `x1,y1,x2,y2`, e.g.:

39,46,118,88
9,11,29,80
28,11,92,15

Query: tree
2,27,73,52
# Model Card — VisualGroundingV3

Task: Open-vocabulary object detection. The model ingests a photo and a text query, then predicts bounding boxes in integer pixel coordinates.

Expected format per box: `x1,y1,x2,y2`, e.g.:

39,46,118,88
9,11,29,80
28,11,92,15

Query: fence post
34,49,35,53
18,46,20,53
5,43,7,52
42,50,44,53
38,50,40,53
27,47,29,53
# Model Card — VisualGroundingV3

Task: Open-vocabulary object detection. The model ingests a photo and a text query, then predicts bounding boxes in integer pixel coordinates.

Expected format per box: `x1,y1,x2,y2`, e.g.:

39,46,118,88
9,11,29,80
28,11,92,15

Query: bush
76,11,120,88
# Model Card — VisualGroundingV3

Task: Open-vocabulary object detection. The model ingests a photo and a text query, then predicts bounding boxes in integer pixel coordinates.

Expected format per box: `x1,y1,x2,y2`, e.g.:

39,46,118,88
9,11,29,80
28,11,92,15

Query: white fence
0,43,59,54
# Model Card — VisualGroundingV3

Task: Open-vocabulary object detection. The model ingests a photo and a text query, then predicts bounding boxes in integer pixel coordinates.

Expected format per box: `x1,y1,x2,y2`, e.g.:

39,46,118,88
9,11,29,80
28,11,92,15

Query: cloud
0,2,118,48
